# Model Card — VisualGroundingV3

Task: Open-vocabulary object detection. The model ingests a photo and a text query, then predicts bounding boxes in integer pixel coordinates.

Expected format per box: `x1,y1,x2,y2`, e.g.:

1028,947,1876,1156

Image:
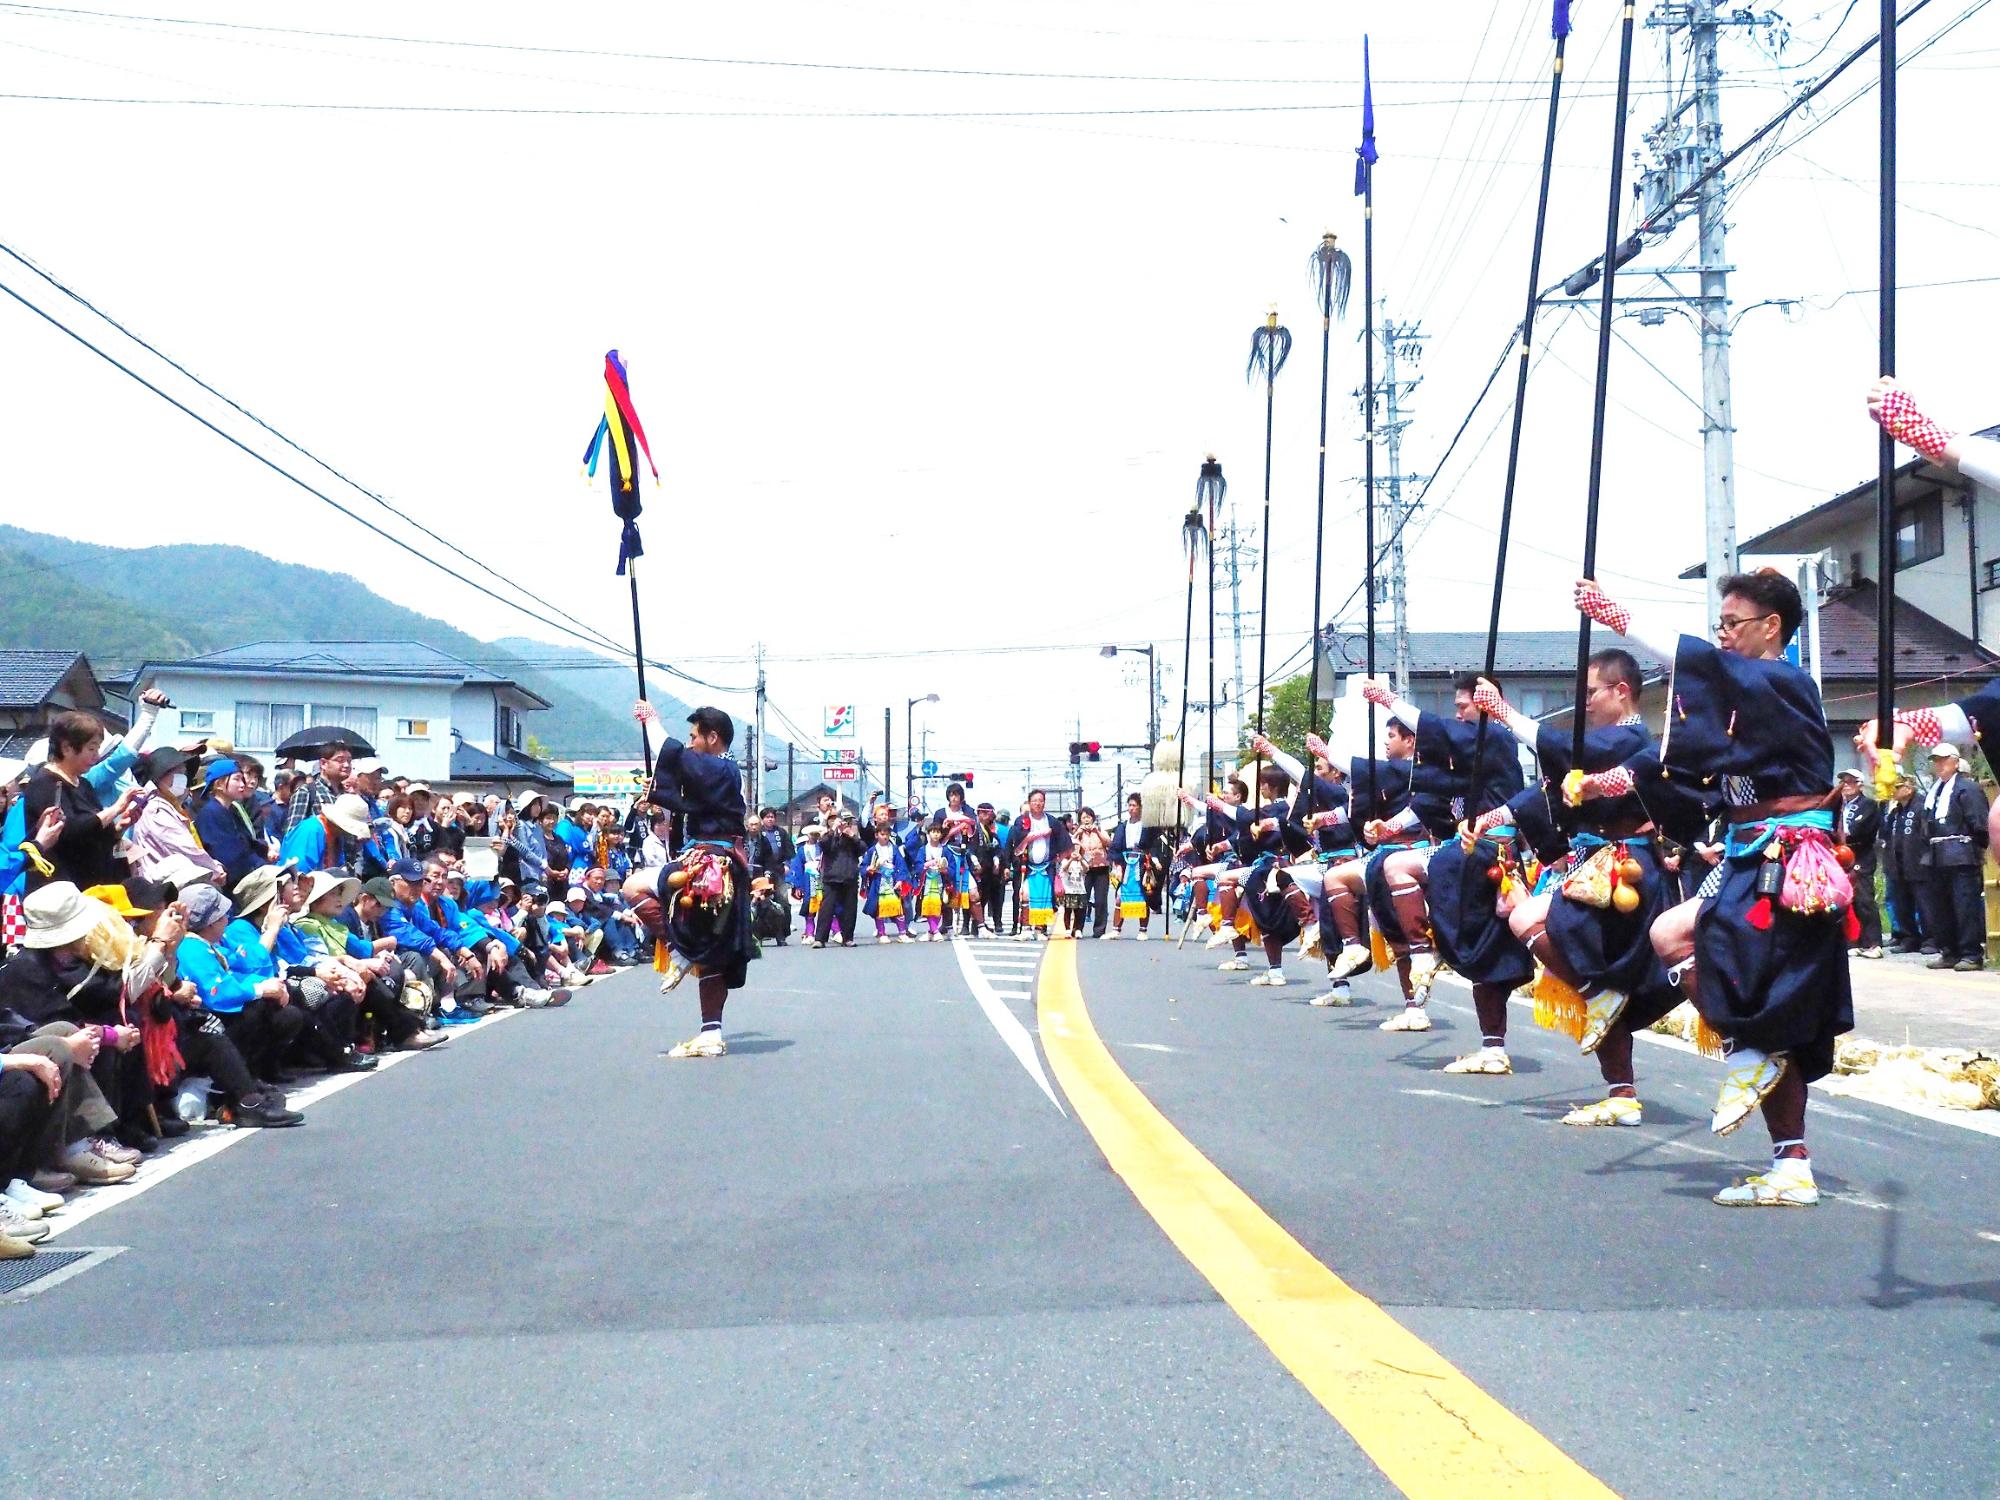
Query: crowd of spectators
0,690,652,1259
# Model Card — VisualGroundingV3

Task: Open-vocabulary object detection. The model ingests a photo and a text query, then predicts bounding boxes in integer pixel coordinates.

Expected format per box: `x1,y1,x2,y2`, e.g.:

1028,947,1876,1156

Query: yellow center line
1034,940,1620,1500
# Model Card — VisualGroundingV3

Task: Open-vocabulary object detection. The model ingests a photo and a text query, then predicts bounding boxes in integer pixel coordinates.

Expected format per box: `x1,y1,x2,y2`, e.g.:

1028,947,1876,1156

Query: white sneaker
519,987,553,1008
1101,931,1118,940
1561,1096,1643,1127
803,937,820,949
1309,983,1354,1007
897,934,914,945
0,1204,49,1243
665,1029,727,1059
1442,1046,1511,1074
4,1178,61,1215
1249,970,1288,988
1379,1006,1431,1032
833,936,851,947
1329,943,1371,980
1713,1157,1818,1207
1217,955,1252,972
1135,931,1149,943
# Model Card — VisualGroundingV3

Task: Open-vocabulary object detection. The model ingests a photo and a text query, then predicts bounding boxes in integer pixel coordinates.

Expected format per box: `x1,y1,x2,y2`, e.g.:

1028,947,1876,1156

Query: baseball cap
388,858,425,881
361,877,397,905
1931,742,1961,760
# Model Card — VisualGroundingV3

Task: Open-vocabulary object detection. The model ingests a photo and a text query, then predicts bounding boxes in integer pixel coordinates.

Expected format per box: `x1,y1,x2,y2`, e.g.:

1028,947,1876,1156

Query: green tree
524,732,550,761
1252,673,1321,753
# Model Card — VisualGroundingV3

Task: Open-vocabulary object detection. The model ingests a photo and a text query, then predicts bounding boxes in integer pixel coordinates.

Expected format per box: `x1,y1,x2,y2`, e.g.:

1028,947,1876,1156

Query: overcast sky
2,0,1996,807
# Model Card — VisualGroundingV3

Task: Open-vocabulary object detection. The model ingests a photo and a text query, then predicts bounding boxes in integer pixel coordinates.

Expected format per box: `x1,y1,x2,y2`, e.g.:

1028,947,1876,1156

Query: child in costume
915,824,956,943
863,825,912,944
1056,846,1089,939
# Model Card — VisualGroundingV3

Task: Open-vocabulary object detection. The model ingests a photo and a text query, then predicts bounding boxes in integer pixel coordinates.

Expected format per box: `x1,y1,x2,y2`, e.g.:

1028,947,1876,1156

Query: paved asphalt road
2,935,1996,1498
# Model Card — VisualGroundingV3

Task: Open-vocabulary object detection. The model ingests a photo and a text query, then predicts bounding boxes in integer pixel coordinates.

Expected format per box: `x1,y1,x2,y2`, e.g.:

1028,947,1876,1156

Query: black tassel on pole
1571,2,1640,766
1176,495,1205,835
1197,456,1227,796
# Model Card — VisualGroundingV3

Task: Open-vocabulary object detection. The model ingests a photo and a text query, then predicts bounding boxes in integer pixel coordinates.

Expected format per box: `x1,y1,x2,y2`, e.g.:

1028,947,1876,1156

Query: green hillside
0,526,645,756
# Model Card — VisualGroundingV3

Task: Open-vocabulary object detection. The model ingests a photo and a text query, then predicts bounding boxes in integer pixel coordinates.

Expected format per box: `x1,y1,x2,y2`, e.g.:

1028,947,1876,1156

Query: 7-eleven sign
823,704,855,738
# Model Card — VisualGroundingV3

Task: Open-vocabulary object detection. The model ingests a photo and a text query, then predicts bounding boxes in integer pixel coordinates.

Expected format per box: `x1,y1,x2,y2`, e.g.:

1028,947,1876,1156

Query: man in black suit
1834,769,1884,958
750,807,794,881
1920,744,1989,971
1879,776,1928,953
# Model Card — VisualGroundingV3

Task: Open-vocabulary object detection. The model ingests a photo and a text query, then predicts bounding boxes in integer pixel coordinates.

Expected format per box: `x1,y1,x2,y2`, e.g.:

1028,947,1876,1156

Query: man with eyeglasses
1570,568,1849,1209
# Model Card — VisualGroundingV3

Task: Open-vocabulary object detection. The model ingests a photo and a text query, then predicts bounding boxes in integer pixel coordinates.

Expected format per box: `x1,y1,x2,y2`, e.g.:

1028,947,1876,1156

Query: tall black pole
1571,2,1640,765
1255,314,1279,742
883,708,892,817
1303,234,1349,828
1200,458,1225,797
627,559,653,767
1875,0,1899,750
1471,5,1570,813
1362,168,1377,812
1177,503,1201,835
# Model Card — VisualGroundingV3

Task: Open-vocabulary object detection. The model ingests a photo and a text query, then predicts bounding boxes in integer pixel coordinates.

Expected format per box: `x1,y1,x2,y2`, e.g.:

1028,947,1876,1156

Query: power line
0,3,1817,89
0,235,643,675
0,271,754,696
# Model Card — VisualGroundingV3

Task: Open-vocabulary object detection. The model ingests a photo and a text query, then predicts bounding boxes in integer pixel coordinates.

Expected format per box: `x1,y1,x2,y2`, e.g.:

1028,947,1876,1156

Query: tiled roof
448,739,573,788
1328,631,1669,678
148,641,548,708
0,650,91,708
1811,579,2000,684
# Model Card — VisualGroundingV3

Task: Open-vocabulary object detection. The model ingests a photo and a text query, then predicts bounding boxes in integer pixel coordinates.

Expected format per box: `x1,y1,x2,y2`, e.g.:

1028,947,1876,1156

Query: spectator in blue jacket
278,793,374,877
193,757,269,892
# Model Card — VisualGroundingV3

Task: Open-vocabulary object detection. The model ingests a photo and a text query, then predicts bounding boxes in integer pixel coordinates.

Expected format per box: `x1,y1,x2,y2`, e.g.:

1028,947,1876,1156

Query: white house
129,641,571,797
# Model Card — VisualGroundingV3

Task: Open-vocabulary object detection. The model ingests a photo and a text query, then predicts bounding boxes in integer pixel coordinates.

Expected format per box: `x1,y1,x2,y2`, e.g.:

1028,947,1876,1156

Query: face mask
165,773,188,797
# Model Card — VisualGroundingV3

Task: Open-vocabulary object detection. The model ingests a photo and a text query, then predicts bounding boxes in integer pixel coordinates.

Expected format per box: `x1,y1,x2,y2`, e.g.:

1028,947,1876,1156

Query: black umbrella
274,725,376,759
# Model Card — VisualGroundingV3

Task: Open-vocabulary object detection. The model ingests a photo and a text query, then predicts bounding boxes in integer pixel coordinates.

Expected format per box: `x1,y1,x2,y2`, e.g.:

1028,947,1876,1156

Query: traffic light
958,772,975,787
1067,741,1104,763
1086,741,1101,762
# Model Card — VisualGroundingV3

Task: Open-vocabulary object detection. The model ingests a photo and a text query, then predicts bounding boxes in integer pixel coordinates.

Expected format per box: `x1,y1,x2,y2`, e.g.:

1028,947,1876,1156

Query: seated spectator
575,865,643,964
228,865,379,1072
192,756,269,891
290,869,439,1053
0,884,144,1185
0,1050,58,1252
378,859,484,1020
461,880,567,1007
278,792,373,877
173,883,307,1126
19,711,146,891
126,747,226,888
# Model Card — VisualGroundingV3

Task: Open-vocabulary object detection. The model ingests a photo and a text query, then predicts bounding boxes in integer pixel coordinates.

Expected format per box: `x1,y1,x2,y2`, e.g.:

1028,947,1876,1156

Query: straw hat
22,882,118,950
326,793,373,839
302,869,360,912
235,861,295,917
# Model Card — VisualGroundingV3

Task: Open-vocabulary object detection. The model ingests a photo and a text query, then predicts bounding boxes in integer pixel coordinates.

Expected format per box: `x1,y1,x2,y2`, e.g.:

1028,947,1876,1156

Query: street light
906,693,939,807
1099,644,1160,752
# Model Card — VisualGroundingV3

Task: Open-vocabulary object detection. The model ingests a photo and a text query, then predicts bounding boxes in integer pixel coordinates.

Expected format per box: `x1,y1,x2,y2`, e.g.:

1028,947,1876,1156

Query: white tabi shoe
1328,943,1372,981
1442,1046,1511,1075
1101,931,1119,940
1713,1156,1818,1207
1577,990,1630,1055
1249,969,1288,988
1309,982,1354,1007
1299,924,1324,963
1135,931,1149,943
1561,1096,1643,1127
665,1029,727,1060
1711,1048,1788,1136
1379,1005,1431,1032
1205,925,1237,951
897,934,915,945
1217,955,1252,973
658,957,687,993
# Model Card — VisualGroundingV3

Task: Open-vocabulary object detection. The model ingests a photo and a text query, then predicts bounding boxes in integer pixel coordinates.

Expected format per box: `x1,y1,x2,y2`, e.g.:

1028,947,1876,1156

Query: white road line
40,1009,525,1241
950,936,1065,1116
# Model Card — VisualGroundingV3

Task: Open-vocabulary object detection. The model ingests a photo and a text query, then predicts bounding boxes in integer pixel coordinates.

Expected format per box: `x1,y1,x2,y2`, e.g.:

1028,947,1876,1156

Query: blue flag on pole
1553,0,1572,40
1354,35,1378,196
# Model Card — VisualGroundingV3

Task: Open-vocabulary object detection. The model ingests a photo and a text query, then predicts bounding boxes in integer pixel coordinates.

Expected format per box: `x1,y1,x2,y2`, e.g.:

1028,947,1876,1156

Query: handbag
1559,844,1618,909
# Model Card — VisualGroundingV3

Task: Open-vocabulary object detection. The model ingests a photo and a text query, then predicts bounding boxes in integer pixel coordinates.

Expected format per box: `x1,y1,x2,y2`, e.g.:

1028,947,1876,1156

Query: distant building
0,649,123,759
1680,432,2000,742
129,640,570,797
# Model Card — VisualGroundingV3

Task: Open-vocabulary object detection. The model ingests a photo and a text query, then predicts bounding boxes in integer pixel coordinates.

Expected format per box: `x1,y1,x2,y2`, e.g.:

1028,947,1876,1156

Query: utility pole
1364,311,1425,695
752,640,767,812
1223,509,1252,752
1638,1,1781,615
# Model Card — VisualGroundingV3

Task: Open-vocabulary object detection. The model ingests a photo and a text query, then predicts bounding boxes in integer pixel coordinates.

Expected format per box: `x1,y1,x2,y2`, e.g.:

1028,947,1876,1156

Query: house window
1894,493,1944,568
309,705,379,745
1983,558,2000,592
397,718,431,739
234,701,305,748
178,709,215,732
499,705,521,749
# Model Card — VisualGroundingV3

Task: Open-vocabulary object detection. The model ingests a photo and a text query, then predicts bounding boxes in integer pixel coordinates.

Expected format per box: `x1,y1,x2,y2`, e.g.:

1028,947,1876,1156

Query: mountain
0,525,654,757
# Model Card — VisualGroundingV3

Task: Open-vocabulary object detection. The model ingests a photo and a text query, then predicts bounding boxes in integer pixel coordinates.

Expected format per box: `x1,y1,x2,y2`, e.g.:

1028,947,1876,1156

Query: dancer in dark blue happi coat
1575,571,1850,1208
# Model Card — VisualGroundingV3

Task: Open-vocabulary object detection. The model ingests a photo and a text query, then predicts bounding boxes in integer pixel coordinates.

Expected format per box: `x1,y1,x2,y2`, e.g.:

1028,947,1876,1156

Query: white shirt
1929,772,1959,821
